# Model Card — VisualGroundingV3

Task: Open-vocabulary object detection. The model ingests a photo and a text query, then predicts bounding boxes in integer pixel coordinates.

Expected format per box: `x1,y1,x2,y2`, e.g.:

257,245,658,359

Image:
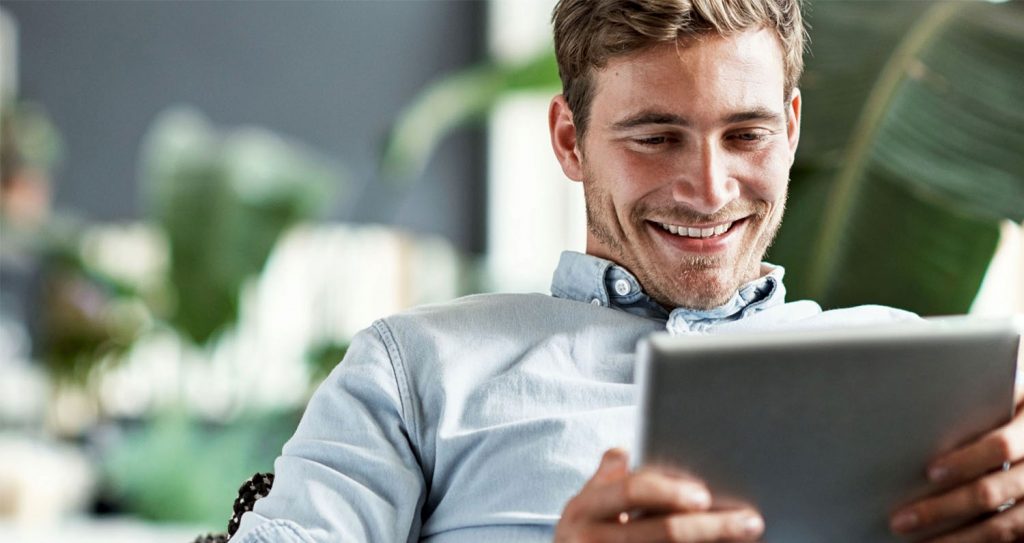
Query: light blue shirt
234,251,917,543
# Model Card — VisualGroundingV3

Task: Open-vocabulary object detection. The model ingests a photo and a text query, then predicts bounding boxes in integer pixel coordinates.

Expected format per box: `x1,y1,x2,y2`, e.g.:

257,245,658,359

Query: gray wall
5,0,488,253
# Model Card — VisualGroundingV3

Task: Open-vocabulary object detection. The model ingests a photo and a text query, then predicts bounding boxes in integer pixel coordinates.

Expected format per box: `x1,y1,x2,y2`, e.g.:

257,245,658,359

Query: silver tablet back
636,317,1020,542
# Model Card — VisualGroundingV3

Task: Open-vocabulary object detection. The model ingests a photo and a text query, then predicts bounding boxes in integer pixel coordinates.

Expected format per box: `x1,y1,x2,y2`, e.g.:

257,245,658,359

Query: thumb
595,448,630,481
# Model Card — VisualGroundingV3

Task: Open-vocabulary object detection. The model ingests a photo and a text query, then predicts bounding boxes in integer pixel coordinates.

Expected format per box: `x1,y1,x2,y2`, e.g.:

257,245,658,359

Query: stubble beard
583,175,785,311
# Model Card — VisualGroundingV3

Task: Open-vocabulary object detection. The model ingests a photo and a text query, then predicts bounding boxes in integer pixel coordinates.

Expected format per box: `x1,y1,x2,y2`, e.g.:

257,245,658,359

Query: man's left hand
890,386,1024,542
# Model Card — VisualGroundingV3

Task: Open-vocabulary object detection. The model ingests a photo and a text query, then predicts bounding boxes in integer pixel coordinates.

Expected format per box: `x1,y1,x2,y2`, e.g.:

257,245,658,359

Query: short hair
552,0,806,141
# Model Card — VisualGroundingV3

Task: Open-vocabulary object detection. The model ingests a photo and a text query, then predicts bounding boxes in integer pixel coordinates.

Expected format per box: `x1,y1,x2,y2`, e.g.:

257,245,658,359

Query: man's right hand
554,448,765,543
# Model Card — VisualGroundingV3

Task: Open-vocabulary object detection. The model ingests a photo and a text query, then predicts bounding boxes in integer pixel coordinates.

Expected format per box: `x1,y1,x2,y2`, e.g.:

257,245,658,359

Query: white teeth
657,221,734,239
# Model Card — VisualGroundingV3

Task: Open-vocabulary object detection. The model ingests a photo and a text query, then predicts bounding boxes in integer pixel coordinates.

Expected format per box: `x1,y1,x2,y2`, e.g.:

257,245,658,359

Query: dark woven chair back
192,472,275,543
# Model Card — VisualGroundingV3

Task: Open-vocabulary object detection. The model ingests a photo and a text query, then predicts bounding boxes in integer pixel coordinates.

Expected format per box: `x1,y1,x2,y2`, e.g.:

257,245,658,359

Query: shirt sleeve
232,322,426,543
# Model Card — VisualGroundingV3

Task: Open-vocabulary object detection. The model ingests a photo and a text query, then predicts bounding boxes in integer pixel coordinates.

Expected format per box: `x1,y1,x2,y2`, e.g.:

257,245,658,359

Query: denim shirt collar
550,250,787,333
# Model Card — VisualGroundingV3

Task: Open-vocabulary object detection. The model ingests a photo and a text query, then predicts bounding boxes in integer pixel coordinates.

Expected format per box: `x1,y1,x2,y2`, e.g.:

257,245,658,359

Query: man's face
550,29,801,310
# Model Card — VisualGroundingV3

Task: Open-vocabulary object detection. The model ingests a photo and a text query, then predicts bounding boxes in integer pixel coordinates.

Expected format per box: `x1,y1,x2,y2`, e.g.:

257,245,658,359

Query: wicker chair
193,473,274,543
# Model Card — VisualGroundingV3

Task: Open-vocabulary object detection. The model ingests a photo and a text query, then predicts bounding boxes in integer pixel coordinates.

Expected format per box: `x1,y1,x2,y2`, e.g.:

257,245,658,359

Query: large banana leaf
774,0,1024,314
382,1,1024,315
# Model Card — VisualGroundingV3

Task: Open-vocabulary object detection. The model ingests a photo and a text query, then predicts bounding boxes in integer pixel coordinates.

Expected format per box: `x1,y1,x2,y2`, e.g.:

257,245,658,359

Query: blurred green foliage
37,248,149,382
0,100,63,172
5,104,343,382
3,103,345,523
306,339,350,385
84,109,344,525
380,51,559,180
101,409,300,526
142,108,340,344
2,101,145,383
770,1,1024,314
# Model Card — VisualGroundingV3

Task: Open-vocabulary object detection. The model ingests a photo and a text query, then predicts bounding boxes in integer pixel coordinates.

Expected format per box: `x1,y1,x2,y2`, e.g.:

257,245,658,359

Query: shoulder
818,304,921,324
733,299,919,331
377,291,638,338
772,302,921,332
368,292,657,372
389,292,561,321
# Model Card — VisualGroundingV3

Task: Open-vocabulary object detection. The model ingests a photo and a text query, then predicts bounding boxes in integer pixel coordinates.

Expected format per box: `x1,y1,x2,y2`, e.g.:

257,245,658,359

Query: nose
670,142,739,215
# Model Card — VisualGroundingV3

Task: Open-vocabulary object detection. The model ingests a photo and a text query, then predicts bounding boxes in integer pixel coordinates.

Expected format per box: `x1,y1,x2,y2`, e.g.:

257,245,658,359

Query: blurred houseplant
4,105,340,384
142,108,338,345
2,102,342,525
97,107,341,525
381,0,1024,316
0,100,118,385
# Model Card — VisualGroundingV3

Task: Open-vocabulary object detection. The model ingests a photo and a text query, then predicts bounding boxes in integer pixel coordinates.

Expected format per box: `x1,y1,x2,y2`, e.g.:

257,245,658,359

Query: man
234,1,1024,541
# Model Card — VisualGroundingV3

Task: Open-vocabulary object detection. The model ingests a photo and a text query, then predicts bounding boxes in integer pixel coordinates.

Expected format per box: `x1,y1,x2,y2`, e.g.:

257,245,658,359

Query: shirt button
591,298,602,306
613,279,631,296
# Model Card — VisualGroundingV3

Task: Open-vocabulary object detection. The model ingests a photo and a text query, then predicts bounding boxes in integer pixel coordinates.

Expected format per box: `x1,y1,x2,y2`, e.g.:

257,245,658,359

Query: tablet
635,317,1021,542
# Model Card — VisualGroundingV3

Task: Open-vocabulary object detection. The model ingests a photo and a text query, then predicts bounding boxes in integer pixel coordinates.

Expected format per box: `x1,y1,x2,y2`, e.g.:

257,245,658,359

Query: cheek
735,148,790,203
593,149,665,204
614,150,684,202
612,148,664,180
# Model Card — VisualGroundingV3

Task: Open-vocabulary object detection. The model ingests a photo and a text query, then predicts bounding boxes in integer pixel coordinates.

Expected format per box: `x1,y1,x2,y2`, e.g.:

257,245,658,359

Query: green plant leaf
102,409,299,525
771,167,1001,314
380,52,559,180
140,108,342,344
774,0,1024,314
795,1,931,164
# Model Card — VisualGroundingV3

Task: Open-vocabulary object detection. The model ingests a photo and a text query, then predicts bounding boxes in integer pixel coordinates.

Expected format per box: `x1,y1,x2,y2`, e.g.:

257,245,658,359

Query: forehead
590,29,787,122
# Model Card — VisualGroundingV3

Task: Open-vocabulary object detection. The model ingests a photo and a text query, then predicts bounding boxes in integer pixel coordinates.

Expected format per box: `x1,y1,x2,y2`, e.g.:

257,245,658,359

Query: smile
655,220,734,239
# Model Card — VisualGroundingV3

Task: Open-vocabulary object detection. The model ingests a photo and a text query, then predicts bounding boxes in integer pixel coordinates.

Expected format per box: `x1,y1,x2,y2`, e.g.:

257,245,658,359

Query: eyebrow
611,111,690,130
723,107,784,125
610,107,784,131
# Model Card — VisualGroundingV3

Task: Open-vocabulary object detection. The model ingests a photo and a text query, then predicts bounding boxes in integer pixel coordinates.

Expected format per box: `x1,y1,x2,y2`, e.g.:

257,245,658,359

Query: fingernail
891,511,918,532
739,514,764,537
928,465,948,482
602,450,626,471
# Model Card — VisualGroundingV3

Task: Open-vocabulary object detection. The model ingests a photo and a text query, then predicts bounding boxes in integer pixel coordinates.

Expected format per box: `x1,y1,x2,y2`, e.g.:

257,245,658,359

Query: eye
633,135,669,146
725,129,777,149
626,133,675,145
730,132,765,142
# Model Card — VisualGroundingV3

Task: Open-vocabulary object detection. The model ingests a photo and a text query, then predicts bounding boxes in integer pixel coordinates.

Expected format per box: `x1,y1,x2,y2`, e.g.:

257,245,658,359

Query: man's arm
231,324,426,543
555,449,765,543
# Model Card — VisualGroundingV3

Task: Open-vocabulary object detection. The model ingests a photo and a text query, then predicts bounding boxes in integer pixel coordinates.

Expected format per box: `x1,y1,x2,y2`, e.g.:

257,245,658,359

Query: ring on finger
998,498,1017,513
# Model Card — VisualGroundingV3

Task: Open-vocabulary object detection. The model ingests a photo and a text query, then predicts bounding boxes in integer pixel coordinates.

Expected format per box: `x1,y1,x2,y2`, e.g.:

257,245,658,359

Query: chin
664,273,736,310
673,292,734,311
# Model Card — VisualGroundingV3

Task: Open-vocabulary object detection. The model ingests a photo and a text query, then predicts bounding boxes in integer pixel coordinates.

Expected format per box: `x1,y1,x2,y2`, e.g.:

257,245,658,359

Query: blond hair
552,0,806,139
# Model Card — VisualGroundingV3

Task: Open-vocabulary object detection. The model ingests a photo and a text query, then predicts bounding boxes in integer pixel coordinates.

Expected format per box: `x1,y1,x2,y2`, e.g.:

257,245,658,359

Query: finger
591,448,631,484
923,500,1024,543
891,462,1024,534
584,509,764,543
928,418,1024,486
573,470,712,521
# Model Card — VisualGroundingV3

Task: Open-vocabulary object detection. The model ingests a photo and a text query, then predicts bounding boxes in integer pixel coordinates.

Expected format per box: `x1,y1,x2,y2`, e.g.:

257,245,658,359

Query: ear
786,88,802,165
548,94,584,181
